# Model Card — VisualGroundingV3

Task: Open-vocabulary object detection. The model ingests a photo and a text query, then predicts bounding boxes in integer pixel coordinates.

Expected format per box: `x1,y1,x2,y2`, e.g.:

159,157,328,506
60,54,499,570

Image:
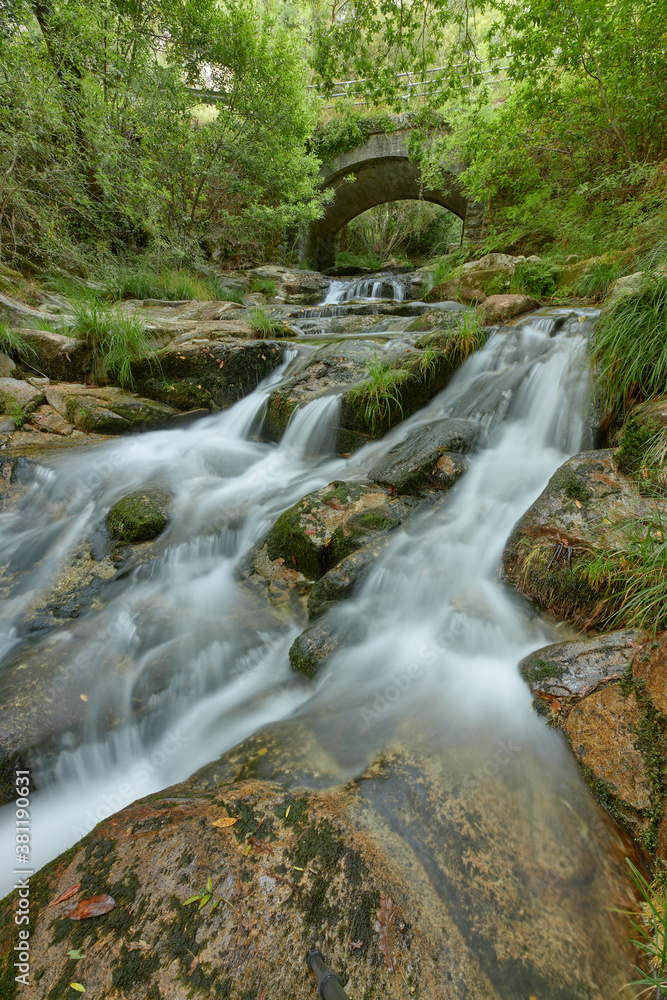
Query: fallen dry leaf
374,895,398,972
212,816,239,828
126,940,150,952
50,883,81,906
64,894,116,920
188,956,199,975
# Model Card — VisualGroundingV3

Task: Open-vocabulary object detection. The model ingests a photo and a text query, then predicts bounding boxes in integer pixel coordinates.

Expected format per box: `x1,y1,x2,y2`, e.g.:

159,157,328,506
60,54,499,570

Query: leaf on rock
212,816,239,828
66,949,85,960
374,894,398,973
51,883,81,906
64,894,116,920
126,940,150,952
69,985,86,993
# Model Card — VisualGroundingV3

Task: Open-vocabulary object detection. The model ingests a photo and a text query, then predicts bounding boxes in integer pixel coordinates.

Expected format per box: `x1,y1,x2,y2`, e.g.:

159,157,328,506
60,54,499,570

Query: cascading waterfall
0,310,605,910
323,275,406,304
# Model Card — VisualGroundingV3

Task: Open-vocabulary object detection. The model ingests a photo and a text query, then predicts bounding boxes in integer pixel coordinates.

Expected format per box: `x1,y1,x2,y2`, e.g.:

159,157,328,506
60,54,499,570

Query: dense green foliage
593,273,667,416
0,0,323,270
315,0,667,260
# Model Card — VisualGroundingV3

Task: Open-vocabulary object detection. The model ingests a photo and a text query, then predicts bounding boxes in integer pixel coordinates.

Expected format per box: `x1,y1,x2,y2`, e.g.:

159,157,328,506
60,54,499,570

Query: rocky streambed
0,261,659,997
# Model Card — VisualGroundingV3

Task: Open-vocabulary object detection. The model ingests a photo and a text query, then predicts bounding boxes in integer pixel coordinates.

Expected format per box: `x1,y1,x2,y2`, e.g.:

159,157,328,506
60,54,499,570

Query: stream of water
0,281,601,911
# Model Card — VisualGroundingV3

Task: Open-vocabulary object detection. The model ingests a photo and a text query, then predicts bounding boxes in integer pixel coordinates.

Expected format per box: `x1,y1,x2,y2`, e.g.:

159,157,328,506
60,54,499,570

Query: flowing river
0,278,636,991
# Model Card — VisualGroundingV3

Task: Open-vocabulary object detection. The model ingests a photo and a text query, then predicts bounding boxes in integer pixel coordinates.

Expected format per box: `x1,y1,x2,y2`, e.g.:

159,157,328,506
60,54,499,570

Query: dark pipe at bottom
307,950,352,1000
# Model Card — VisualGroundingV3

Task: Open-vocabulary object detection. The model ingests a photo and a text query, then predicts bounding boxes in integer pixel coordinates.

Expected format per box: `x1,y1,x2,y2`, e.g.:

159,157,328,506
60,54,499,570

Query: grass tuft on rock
70,299,158,388
0,321,37,364
575,261,623,301
592,274,667,417
583,513,667,632
349,352,414,434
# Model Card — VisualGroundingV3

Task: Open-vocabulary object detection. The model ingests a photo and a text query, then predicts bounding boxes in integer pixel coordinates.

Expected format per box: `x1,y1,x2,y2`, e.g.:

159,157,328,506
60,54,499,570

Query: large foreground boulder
0,729,635,999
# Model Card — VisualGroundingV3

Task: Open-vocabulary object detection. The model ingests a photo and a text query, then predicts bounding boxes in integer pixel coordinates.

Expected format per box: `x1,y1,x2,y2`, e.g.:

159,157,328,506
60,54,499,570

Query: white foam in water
0,311,597,892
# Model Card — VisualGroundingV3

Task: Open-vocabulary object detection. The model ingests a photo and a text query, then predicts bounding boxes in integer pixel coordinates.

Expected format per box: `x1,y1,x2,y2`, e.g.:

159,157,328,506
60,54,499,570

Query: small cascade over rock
323,273,407,304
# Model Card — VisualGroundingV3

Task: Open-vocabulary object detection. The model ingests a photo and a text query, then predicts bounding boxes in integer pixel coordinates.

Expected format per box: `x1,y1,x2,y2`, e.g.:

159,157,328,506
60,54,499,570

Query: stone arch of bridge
307,130,481,271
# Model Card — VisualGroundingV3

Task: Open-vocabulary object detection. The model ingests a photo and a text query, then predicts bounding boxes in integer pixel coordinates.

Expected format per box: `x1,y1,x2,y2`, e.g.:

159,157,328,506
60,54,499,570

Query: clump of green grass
350,351,414,434
0,322,37,363
625,859,667,995
424,250,466,293
582,512,667,632
452,310,487,363
592,274,667,417
334,250,385,271
4,399,28,427
217,285,245,304
248,306,289,339
510,260,560,297
250,277,278,297
575,261,623,301
418,345,439,381
104,266,233,302
70,299,158,388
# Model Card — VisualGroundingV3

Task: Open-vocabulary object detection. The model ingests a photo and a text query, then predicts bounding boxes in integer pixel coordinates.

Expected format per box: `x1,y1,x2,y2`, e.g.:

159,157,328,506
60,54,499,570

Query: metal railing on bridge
309,61,510,109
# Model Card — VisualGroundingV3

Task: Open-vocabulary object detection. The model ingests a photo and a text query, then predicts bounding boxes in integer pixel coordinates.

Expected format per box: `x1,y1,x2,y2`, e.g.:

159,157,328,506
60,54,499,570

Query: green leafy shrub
575,262,623,301
4,400,28,427
70,299,158,387
510,260,560,297
424,251,467,293
592,275,667,416
335,249,384,271
311,109,396,162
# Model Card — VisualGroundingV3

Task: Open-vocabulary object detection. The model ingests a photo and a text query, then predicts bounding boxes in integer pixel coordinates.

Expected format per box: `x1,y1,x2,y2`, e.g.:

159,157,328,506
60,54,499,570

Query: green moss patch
106,488,172,543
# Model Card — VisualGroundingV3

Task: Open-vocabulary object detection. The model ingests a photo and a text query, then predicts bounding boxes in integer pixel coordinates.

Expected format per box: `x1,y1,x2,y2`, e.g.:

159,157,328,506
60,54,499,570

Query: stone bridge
307,121,484,271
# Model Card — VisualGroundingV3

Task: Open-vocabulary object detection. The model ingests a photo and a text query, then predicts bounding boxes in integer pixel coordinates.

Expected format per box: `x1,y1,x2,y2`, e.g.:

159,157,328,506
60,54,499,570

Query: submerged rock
307,534,393,620
503,449,667,628
0,729,635,999
106,488,173,543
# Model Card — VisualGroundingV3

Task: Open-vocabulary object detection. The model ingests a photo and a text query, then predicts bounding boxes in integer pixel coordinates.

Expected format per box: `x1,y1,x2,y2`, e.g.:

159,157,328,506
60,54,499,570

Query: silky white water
0,311,595,894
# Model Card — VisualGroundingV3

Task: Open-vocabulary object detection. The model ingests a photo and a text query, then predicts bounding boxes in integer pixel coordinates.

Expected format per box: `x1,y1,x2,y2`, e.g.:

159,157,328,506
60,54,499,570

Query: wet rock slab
368,418,481,494
0,730,635,999
520,629,643,699
503,448,667,627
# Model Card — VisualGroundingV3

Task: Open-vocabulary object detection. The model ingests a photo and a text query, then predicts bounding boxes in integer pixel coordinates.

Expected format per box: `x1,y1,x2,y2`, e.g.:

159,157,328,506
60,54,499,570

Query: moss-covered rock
503,449,667,628
265,481,407,581
368,418,480,494
134,338,284,410
45,383,177,434
615,395,667,491
106,488,173,543
307,534,393,620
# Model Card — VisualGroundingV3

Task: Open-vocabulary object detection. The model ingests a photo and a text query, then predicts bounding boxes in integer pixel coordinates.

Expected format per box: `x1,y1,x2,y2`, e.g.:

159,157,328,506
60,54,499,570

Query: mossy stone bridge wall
307,119,484,270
